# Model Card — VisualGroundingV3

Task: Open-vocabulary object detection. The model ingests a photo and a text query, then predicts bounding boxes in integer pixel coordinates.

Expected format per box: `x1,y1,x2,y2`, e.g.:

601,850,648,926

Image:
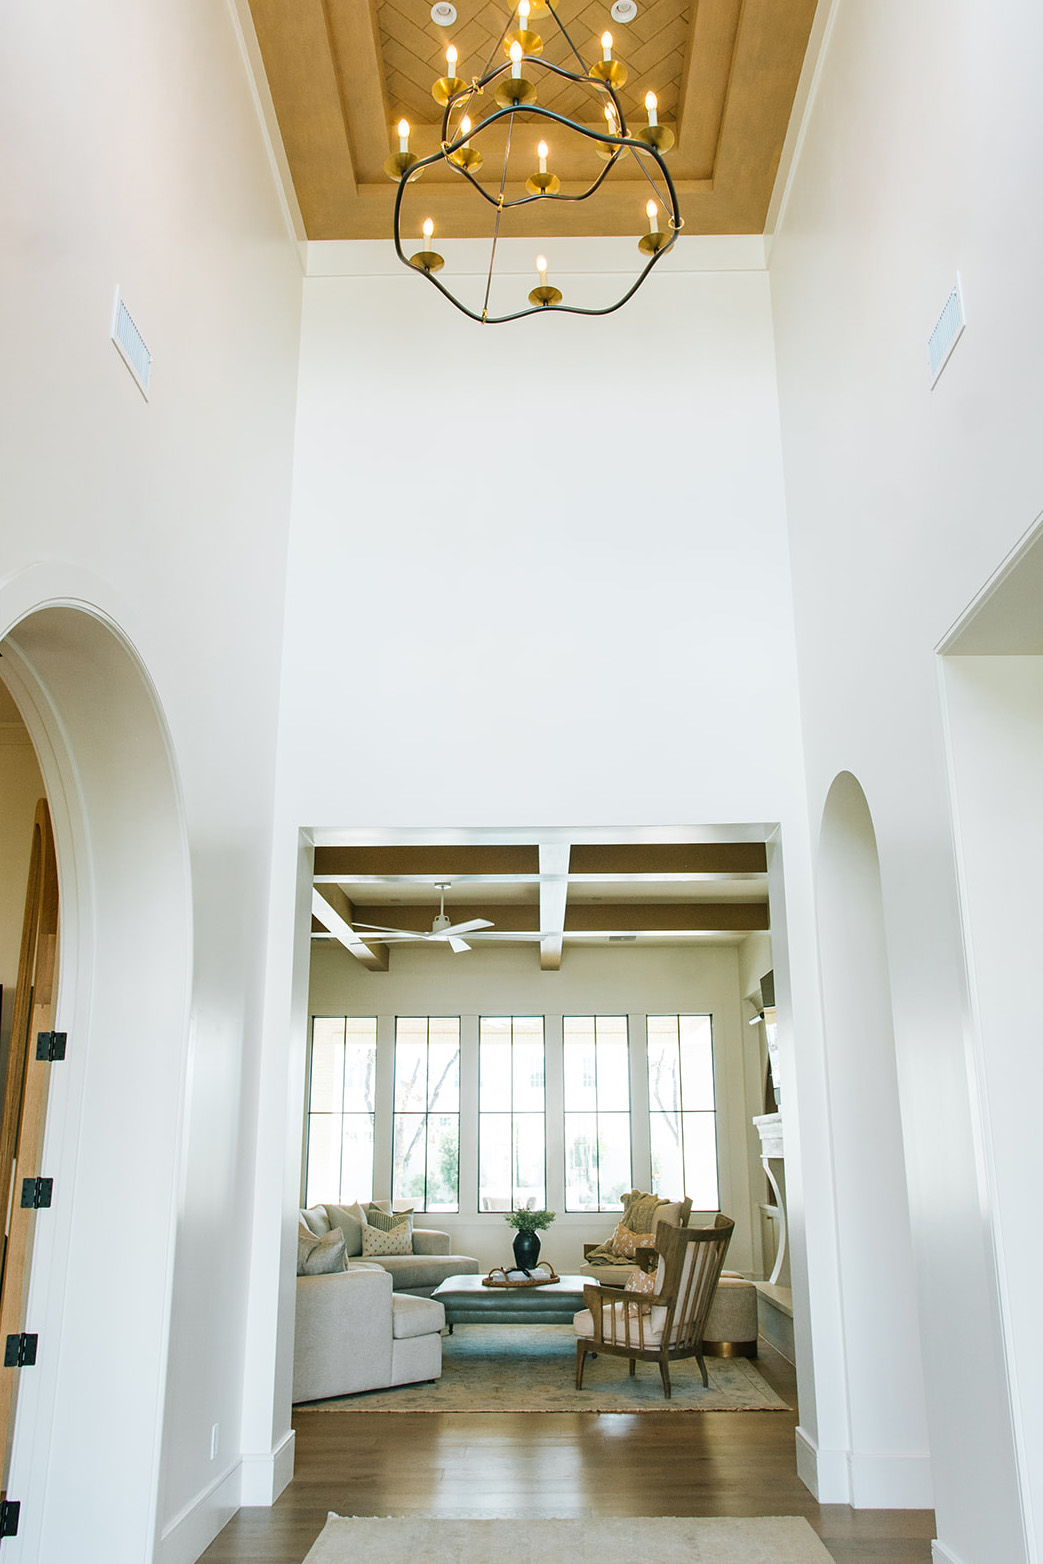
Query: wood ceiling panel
248,0,819,239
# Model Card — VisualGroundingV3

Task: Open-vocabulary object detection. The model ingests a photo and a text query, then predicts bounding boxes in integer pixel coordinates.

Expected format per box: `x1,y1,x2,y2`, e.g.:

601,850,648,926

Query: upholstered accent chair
573,1213,734,1399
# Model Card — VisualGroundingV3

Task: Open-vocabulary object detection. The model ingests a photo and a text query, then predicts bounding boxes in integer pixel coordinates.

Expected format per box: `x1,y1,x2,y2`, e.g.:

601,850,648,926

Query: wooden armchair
574,1214,734,1399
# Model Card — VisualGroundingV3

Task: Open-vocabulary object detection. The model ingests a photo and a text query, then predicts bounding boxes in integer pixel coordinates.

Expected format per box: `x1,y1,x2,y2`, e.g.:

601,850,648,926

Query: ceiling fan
352,883,494,954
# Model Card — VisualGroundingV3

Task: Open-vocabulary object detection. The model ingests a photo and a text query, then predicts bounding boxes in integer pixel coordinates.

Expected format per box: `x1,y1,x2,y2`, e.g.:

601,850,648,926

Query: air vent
609,934,638,943
928,277,965,386
111,288,152,400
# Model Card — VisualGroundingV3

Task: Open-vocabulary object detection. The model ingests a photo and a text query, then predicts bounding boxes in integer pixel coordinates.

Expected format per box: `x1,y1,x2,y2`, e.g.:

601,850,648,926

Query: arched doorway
0,599,192,1563
817,772,931,1506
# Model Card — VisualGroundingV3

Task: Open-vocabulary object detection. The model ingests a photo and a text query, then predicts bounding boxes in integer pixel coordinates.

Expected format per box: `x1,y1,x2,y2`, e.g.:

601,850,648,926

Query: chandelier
384,1,681,324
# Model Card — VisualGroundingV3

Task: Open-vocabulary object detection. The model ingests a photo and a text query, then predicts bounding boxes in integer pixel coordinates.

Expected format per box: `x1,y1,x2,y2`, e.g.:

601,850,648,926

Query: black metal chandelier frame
390,7,682,325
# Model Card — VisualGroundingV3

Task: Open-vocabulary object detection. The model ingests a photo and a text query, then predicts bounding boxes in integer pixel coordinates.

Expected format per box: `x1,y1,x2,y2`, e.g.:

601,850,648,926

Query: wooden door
0,798,60,1536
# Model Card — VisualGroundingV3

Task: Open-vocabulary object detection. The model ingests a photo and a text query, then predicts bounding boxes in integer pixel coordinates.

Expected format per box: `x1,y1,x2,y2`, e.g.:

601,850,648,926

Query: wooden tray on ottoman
432,1272,593,1327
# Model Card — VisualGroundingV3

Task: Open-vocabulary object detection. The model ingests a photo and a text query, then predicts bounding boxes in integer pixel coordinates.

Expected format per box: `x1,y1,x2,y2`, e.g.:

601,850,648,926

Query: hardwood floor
199,1345,935,1564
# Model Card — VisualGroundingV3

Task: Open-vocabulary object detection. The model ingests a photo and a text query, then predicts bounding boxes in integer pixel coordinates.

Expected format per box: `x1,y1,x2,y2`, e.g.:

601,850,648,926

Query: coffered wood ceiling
247,0,819,239
311,839,770,971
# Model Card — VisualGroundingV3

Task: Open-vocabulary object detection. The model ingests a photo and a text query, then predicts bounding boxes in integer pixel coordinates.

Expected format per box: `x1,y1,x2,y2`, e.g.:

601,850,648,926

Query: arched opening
817,772,932,1506
0,601,191,1563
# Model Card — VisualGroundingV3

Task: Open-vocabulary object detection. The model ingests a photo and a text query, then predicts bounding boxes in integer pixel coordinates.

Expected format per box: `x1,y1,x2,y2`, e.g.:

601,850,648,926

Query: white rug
302,1323,788,1412
303,1516,835,1563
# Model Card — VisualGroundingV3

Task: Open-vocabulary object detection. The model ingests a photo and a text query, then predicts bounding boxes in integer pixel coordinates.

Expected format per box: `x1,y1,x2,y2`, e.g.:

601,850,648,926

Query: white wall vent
928,276,965,386
111,288,152,399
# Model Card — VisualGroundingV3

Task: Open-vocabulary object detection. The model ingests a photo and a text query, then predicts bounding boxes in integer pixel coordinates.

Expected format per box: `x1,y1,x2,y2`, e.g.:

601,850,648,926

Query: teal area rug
303,1516,832,1562
302,1323,789,1412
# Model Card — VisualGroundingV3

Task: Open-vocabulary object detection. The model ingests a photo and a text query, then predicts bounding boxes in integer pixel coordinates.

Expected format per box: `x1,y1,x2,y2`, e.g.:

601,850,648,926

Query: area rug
301,1324,789,1412
303,1515,833,1562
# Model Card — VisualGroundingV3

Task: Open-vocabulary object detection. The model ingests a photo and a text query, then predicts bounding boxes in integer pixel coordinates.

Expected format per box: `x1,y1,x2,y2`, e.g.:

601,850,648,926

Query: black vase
512,1228,541,1270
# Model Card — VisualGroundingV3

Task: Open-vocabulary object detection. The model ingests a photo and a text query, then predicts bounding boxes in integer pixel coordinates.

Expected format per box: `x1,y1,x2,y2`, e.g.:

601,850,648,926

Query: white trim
156,1460,242,1564
795,1425,850,1503
932,1542,967,1564
304,234,768,278
849,1452,934,1510
240,1428,296,1506
764,0,843,250
225,0,307,259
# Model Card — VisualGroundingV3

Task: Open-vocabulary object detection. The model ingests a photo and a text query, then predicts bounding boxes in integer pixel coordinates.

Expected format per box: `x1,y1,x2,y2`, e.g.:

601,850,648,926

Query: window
478,1015,545,1211
563,1015,631,1211
646,1014,719,1208
392,1016,460,1211
305,1017,376,1206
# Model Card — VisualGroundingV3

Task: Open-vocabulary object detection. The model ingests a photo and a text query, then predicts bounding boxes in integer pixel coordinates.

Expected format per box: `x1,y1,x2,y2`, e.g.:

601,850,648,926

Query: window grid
478,1015,546,1212
305,1016,377,1207
563,1014,632,1212
392,1015,461,1212
646,1014,719,1209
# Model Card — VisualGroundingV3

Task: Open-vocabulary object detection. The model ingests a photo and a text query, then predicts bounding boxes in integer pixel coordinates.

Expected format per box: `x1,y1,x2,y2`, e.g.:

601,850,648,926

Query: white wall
768,0,1043,1551
243,239,858,1514
0,0,303,1556
308,938,761,1274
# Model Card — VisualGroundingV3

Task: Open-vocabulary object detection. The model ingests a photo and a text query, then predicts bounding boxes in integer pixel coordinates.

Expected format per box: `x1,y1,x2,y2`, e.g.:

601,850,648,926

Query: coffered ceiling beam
312,886,389,970
538,843,571,972
346,902,768,934
314,846,540,878
568,844,767,875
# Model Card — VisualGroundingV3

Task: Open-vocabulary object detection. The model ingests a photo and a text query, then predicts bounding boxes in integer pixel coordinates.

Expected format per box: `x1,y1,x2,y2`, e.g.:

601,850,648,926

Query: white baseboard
849,1451,933,1509
931,1542,964,1564
156,1459,242,1564
795,1425,850,1503
240,1427,295,1506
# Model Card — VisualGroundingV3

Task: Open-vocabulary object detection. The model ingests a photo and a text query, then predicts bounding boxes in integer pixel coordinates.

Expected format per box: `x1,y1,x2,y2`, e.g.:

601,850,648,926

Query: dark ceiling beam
314,846,540,878
567,843,767,875
349,902,769,934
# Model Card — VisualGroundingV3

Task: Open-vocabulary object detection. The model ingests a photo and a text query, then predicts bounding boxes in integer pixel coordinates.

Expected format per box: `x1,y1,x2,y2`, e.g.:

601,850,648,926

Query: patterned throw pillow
609,1222,656,1259
361,1222,413,1257
364,1204,414,1235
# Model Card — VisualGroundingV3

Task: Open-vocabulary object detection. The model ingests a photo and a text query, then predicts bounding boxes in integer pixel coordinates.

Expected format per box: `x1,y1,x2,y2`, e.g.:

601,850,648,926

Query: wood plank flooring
200,1344,935,1564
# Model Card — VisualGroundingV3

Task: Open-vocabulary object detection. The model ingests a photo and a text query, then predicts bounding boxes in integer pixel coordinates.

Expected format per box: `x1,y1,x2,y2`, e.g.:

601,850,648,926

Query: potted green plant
504,1207,556,1270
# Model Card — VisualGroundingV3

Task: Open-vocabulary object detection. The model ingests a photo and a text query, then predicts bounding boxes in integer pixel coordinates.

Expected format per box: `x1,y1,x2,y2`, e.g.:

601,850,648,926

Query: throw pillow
624,1265,658,1297
361,1222,413,1257
364,1204,414,1236
299,1204,331,1238
650,1199,685,1230
325,1201,367,1258
609,1222,656,1259
297,1224,347,1276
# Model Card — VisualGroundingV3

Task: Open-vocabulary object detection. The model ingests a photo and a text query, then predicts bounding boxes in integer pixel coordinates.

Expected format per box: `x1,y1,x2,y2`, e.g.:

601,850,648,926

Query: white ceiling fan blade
439,917,495,938
352,921,425,939
447,936,472,953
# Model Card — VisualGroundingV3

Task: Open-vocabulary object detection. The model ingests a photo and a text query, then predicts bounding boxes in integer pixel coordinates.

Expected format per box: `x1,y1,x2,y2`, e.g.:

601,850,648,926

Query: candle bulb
510,39,522,78
601,30,613,61
422,218,434,249
446,43,458,73
397,119,410,153
519,0,530,21
645,90,658,128
536,254,548,288
460,115,472,147
537,139,548,174
646,199,658,234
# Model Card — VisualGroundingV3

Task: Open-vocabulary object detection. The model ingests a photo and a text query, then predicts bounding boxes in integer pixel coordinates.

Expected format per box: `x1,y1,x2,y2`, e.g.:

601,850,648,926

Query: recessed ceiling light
431,2,457,24
610,0,638,21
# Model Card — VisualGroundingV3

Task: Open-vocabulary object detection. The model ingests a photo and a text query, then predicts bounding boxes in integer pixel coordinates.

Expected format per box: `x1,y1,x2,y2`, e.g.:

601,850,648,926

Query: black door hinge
20,1178,53,1210
35,1031,66,1061
0,1499,19,1537
4,1334,37,1368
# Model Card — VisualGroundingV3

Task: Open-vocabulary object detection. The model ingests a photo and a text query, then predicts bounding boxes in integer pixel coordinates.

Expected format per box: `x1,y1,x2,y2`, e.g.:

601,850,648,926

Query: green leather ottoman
432,1272,593,1327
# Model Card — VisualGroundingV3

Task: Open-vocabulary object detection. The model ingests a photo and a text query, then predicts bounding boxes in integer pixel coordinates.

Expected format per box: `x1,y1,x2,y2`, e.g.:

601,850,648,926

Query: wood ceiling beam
314,846,540,877
538,843,571,972
568,843,767,874
312,886,390,970
347,902,768,933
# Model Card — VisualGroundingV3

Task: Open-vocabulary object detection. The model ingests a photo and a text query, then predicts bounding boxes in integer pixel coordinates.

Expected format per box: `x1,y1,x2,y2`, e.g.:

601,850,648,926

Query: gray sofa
294,1265,445,1402
299,1201,479,1296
